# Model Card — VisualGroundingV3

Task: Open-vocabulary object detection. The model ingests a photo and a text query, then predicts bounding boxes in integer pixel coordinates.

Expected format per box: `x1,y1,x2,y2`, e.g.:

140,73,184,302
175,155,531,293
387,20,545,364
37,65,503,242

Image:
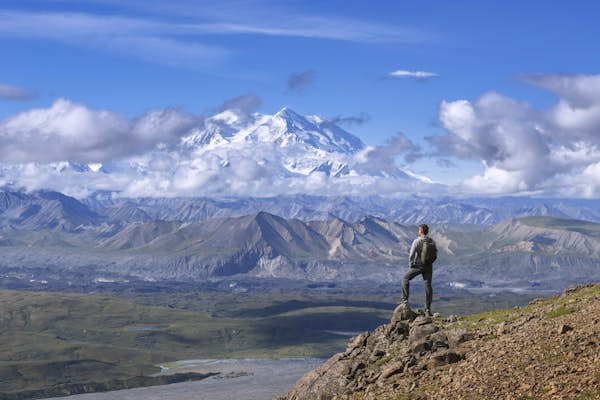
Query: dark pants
402,265,432,310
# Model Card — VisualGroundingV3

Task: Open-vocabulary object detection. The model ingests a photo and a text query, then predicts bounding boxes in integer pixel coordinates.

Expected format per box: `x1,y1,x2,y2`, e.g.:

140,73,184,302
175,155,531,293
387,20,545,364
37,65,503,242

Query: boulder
497,321,509,335
558,324,573,334
379,361,406,380
446,328,471,347
410,339,432,353
429,350,463,368
346,332,369,353
391,303,417,324
409,322,439,342
429,331,450,351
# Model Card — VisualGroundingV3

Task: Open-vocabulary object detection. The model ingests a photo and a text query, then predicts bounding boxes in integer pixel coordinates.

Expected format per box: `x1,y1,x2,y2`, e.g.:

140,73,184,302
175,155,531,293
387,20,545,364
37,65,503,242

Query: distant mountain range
1,189,600,290
3,189,599,228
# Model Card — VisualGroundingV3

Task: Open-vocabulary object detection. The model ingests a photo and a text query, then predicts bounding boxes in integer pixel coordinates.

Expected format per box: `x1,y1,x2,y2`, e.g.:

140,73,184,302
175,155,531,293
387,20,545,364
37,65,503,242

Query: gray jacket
408,235,435,268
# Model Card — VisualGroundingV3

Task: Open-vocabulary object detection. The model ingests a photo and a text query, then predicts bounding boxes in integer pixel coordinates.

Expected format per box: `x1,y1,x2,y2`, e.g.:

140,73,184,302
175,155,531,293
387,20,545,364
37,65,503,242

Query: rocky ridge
280,283,600,399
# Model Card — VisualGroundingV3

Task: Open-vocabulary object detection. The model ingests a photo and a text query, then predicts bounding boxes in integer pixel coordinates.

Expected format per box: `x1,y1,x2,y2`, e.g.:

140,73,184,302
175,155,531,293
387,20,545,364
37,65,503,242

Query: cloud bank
0,98,434,199
428,74,600,197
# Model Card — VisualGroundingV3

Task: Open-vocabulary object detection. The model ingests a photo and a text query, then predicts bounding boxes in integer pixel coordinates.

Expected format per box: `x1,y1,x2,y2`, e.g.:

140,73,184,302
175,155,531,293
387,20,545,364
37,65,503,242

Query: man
401,224,437,317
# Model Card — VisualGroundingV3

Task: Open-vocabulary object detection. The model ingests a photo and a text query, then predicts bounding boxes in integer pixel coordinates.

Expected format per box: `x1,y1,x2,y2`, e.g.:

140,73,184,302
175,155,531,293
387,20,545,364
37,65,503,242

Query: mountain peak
274,106,301,118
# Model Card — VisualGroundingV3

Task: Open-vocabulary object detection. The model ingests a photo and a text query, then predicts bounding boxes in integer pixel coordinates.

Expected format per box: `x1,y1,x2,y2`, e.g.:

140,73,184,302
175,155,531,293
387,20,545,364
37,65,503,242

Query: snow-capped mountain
0,106,421,198
180,107,367,177
184,107,364,154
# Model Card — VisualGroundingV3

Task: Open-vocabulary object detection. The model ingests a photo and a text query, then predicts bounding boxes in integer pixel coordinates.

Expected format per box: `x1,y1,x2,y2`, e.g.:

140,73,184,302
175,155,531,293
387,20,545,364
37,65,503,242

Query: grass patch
543,306,575,320
457,307,518,329
370,354,393,370
575,390,600,400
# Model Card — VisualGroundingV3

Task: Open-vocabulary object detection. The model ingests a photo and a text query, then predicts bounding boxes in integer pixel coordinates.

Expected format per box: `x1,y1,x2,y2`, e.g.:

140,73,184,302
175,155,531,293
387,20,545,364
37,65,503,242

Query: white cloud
0,98,197,163
354,132,422,177
429,74,600,197
389,70,438,79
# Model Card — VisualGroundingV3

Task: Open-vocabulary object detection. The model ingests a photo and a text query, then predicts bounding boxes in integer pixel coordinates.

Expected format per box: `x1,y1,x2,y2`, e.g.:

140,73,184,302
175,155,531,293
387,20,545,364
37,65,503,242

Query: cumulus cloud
287,70,316,92
354,132,422,177
0,83,35,101
0,98,197,163
428,74,600,196
389,70,438,80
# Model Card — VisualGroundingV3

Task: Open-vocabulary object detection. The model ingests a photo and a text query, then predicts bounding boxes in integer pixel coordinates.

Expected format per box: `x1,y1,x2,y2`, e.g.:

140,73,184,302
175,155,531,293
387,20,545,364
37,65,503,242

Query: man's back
408,235,436,267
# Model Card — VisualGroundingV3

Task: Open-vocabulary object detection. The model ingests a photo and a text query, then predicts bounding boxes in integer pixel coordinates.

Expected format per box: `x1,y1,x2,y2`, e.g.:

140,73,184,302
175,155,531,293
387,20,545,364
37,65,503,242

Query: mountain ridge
280,283,600,399
1,191,600,289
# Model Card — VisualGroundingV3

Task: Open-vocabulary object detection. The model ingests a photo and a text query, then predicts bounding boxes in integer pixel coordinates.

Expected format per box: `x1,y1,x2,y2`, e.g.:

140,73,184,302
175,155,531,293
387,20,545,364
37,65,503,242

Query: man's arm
408,238,419,267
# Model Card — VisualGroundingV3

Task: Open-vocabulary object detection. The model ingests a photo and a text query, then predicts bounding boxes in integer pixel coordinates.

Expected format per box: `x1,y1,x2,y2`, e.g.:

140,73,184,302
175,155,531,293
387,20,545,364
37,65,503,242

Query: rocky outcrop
280,304,466,400
280,283,600,400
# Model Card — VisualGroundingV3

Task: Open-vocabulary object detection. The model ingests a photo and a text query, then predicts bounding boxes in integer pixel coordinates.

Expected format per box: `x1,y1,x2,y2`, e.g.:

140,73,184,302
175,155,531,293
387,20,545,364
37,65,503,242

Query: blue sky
1,1,600,197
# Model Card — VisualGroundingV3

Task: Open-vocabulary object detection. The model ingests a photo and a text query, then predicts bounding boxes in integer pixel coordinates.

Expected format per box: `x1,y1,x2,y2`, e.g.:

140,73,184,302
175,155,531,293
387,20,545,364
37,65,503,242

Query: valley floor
45,358,323,400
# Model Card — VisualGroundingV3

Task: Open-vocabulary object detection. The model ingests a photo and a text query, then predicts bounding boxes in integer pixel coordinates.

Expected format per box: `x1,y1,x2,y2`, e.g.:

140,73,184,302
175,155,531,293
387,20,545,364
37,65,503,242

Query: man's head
418,224,429,236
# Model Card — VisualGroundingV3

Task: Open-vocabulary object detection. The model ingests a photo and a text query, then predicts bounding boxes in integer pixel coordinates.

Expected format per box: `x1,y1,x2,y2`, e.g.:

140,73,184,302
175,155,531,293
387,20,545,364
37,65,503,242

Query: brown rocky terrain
280,284,600,399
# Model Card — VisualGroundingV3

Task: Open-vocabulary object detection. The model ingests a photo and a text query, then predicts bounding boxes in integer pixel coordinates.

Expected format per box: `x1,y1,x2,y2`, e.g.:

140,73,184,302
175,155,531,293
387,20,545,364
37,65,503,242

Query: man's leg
402,267,422,303
422,267,433,312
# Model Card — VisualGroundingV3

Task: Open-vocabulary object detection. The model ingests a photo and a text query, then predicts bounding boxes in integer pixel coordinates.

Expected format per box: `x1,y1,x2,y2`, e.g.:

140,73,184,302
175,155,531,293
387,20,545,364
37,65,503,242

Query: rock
429,331,450,350
560,283,594,298
497,322,509,335
391,303,417,323
373,348,386,357
386,320,409,339
409,322,439,342
409,337,431,352
379,361,406,380
528,298,545,305
429,350,463,368
317,394,333,400
446,315,459,323
558,324,573,334
446,328,471,347
346,332,369,353
368,348,387,363
413,316,433,326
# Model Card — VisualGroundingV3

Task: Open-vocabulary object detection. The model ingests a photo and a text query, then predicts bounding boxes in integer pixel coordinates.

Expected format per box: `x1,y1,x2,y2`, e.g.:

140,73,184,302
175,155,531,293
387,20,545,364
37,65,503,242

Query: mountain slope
2,209,600,288
281,283,600,399
0,190,102,231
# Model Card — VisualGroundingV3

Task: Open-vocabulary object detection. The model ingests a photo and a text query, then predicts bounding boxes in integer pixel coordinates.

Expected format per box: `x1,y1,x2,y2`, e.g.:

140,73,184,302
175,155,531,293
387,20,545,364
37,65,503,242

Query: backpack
421,237,437,265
